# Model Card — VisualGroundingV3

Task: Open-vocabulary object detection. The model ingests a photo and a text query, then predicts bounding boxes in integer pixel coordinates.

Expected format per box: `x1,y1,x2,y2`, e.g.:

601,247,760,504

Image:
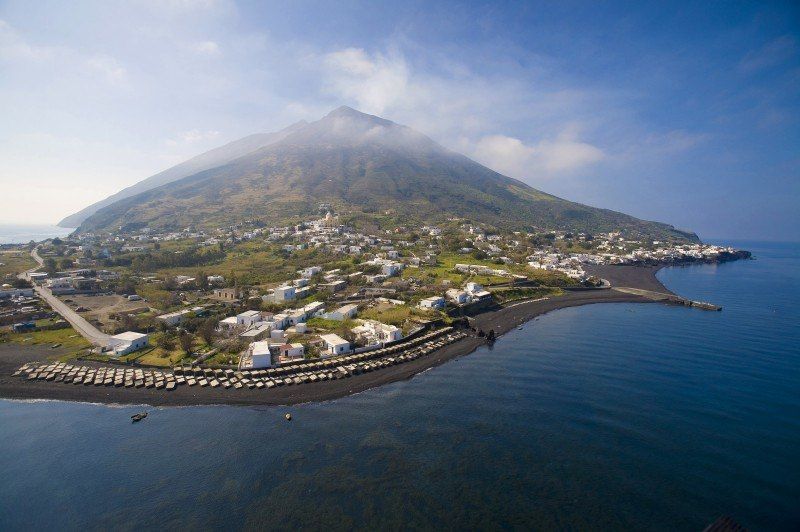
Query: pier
612,287,722,311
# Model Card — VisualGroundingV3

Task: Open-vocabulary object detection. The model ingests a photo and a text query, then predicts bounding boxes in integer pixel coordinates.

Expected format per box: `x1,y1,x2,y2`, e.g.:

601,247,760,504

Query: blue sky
0,0,797,240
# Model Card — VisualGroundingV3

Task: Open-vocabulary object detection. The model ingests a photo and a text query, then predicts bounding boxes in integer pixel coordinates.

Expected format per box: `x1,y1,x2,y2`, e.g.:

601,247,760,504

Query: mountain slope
57,120,307,227
77,106,697,241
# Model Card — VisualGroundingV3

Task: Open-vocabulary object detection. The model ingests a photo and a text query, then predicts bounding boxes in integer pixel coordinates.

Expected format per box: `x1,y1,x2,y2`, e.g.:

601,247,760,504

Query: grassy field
0,325,92,361
152,241,358,287
399,251,579,288
0,250,36,278
359,304,436,332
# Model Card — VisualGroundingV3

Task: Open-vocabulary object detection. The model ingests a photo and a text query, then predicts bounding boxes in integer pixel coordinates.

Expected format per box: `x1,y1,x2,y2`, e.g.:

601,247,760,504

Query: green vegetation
490,286,563,304
360,304,436,333
0,250,36,278
77,107,697,242
0,325,92,361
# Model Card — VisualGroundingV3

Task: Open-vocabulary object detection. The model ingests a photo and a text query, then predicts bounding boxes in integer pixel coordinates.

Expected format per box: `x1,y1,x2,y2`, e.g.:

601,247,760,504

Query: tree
157,333,176,351
179,332,195,354
43,258,57,275
198,318,216,346
12,278,32,289
196,270,208,291
121,314,138,331
59,258,74,270
118,276,137,295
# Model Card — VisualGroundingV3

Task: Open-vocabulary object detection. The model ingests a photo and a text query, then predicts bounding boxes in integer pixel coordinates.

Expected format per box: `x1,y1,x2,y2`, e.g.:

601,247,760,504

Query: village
0,209,748,383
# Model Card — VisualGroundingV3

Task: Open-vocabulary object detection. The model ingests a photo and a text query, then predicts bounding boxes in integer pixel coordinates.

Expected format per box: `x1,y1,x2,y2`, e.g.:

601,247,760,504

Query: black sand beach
0,266,668,407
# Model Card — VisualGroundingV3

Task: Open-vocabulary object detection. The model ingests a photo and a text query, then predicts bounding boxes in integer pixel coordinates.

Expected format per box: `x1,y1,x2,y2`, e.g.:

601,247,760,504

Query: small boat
131,412,148,422
285,413,292,421
517,326,523,330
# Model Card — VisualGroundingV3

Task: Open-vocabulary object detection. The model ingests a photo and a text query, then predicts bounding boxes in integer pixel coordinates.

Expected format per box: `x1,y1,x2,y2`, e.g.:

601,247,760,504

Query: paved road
18,247,110,347
19,247,44,281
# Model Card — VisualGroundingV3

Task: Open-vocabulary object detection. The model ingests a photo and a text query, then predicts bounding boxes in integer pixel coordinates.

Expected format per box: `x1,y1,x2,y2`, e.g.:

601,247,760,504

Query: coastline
0,265,678,408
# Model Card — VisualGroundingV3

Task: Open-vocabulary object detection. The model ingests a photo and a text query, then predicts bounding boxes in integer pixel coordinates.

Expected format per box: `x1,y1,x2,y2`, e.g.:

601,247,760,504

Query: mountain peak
322,105,394,127
326,105,367,118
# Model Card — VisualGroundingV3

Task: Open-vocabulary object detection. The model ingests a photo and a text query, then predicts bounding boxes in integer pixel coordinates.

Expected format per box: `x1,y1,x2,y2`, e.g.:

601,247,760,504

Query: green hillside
78,106,698,242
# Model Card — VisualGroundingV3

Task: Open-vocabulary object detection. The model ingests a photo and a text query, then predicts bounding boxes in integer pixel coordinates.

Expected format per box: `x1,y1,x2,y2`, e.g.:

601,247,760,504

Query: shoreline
0,265,683,408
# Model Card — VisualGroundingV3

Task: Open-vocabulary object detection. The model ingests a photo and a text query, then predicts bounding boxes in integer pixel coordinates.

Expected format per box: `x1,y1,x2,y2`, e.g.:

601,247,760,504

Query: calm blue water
0,224,73,244
1,241,798,530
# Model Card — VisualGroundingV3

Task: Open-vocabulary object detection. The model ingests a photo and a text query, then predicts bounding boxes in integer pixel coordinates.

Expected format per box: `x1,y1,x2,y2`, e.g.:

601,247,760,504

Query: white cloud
322,47,411,115
472,131,605,178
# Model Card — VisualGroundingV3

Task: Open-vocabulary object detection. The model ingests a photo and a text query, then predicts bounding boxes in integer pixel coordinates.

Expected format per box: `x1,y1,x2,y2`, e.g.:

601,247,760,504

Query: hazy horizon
0,1,797,240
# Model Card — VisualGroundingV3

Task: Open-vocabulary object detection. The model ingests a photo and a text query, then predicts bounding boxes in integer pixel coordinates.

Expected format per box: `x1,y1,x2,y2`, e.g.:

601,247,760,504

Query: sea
0,241,798,531
0,224,73,245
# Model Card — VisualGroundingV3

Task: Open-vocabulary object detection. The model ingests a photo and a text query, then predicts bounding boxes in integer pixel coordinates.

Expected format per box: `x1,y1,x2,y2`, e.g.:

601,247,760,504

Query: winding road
18,248,110,347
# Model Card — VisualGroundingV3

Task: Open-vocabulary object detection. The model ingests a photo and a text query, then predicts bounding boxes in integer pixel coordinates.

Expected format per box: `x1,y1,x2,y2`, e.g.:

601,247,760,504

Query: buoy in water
285,413,292,421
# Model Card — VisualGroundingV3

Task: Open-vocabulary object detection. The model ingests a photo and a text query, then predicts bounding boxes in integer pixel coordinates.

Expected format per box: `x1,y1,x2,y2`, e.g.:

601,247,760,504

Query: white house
47,277,75,294
272,313,289,329
446,289,469,305
381,262,402,276
207,275,225,286
326,303,358,321
320,334,350,356
300,266,322,278
418,296,445,310
108,331,149,356
278,342,305,359
465,282,483,294
287,309,307,326
0,288,34,299
218,316,239,330
239,322,272,342
464,282,492,302
236,310,263,327
352,320,403,345
246,341,273,369
303,301,325,317
156,309,191,327
273,285,296,301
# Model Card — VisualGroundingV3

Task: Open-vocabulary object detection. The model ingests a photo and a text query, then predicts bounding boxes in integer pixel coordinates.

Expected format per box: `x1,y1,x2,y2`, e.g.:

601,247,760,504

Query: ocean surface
0,224,73,244
1,241,798,530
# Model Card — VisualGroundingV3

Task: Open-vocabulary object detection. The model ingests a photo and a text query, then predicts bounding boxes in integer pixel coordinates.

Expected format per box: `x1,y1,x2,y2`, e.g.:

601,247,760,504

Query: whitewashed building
320,334,350,356
108,332,149,356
